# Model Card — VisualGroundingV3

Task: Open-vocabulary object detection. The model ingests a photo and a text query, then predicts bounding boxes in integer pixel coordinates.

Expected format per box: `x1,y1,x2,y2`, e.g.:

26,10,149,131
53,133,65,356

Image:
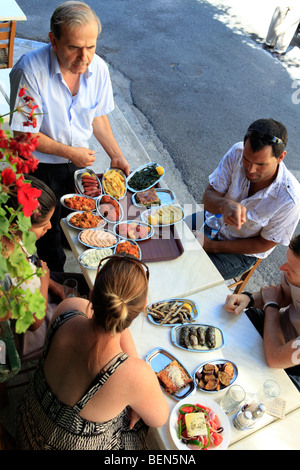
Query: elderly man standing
9,2,129,271
198,118,300,280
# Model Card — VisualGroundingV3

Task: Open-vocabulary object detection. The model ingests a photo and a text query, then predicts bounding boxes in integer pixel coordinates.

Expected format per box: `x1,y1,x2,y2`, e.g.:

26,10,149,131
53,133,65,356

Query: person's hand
128,408,141,429
224,293,250,315
69,147,96,167
110,155,130,176
260,284,283,306
49,280,66,300
203,234,214,252
222,201,247,230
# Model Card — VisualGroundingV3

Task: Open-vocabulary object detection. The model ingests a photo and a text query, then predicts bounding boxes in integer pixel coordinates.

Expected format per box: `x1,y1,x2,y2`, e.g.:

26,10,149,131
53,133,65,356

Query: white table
129,282,300,450
60,217,225,301
0,0,27,21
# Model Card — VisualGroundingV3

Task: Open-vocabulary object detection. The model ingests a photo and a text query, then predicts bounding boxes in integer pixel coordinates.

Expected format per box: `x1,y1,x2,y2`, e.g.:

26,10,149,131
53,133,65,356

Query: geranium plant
0,87,45,334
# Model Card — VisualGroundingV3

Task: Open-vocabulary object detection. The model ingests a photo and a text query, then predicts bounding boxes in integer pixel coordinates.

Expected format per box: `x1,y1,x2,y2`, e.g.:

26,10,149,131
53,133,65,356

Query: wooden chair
228,258,262,294
0,21,16,69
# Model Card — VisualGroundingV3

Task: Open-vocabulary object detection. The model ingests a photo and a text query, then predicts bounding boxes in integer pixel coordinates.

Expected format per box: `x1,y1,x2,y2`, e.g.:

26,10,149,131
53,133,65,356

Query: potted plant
0,87,44,382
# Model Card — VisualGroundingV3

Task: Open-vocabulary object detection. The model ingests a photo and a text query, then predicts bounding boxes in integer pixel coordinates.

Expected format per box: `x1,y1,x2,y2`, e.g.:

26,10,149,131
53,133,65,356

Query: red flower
17,183,42,217
18,87,26,98
1,168,16,186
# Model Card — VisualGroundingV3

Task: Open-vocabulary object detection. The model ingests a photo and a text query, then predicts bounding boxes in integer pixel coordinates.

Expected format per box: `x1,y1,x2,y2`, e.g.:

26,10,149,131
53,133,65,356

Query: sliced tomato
180,406,196,414
211,432,223,447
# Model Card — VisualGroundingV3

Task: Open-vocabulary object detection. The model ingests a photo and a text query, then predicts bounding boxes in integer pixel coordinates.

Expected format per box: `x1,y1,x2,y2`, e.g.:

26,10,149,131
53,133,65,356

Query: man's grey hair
50,1,101,39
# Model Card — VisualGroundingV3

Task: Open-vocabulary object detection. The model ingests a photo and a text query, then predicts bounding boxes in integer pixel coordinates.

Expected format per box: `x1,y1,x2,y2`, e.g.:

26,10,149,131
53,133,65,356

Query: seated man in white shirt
224,234,300,391
198,118,300,280
9,1,129,271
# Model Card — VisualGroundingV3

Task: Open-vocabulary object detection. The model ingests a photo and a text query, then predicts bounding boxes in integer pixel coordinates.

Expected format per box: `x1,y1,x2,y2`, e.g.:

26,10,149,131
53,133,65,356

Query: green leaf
22,231,37,255
0,254,8,280
0,216,9,236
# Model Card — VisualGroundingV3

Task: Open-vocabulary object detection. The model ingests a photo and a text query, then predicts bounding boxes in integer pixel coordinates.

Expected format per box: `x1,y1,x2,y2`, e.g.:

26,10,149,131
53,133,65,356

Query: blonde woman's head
91,256,149,335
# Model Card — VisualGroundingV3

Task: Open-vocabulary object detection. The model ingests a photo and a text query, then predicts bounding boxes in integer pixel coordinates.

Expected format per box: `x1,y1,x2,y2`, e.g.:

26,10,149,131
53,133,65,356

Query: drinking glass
63,278,78,298
219,385,246,414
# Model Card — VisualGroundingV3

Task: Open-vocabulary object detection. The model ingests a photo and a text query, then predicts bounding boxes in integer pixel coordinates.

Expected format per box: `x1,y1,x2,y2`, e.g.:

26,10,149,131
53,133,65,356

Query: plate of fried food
102,167,127,200
66,211,106,230
78,228,118,249
96,194,123,223
194,359,238,393
114,240,141,260
74,169,102,197
146,348,195,400
146,298,199,326
60,194,97,212
142,204,184,227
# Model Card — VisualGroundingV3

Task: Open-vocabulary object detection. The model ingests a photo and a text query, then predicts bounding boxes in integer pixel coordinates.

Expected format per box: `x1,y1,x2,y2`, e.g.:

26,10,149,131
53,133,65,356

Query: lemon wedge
156,166,164,176
182,303,192,312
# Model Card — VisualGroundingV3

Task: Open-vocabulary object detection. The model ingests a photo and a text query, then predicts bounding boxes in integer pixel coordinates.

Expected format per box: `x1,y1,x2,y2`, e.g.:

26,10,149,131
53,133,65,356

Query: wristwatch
241,291,254,309
263,302,280,311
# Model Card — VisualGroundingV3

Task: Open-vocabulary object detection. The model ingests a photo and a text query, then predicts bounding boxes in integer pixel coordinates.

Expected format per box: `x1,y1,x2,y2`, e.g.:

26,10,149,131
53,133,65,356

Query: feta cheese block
185,412,208,438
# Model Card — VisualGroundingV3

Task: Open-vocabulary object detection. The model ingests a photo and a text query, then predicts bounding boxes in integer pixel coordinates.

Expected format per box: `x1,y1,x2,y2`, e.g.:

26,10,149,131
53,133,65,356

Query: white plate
141,204,184,227
113,220,154,241
78,228,118,249
66,211,106,230
60,193,97,212
126,162,164,193
78,247,114,269
169,395,231,450
96,194,124,224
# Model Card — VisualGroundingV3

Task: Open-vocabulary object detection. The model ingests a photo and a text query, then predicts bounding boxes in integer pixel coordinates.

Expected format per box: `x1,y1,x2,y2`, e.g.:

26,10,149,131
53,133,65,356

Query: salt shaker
233,410,253,430
252,404,266,420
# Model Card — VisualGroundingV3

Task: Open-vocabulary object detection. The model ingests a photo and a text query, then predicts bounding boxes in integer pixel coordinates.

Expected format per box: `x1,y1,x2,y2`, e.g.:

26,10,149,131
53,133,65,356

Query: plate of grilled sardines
146,298,199,326
171,324,224,352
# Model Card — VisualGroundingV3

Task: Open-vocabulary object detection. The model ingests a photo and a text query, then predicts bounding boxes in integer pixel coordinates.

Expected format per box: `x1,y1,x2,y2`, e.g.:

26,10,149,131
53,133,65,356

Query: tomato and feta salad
177,403,224,450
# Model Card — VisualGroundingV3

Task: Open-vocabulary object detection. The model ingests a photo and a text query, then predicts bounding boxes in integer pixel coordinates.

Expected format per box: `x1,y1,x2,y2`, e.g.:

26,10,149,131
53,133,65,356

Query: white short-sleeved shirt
9,44,114,164
209,142,300,258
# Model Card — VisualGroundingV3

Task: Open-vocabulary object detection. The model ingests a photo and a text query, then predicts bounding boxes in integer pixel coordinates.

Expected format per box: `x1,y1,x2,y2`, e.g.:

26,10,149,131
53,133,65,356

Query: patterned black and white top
16,311,149,450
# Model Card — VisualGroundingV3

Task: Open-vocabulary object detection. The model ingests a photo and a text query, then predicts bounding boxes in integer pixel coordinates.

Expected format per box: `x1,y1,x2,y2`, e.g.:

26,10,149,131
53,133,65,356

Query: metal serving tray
194,359,238,393
114,239,142,260
66,211,106,230
141,203,184,227
60,193,97,212
131,188,176,208
146,348,195,400
74,168,102,197
171,323,225,352
146,298,199,326
96,194,124,224
126,162,165,193
113,220,154,241
78,228,118,249
101,167,127,200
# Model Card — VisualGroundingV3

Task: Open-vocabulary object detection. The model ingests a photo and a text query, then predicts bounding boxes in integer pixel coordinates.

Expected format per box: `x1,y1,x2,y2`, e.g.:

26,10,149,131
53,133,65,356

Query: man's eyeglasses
96,254,150,280
246,129,284,146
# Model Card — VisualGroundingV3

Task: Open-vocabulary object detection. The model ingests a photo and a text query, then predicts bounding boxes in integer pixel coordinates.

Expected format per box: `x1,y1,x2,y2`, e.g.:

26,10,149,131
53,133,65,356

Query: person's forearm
92,115,123,160
205,235,277,255
202,185,227,214
263,306,291,368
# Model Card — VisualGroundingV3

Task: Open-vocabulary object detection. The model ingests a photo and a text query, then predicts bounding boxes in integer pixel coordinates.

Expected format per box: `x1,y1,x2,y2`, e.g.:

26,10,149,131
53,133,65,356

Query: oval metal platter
194,359,238,394
96,194,124,224
114,239,142,260
126,162,165,193
113,220,154,241
171,323,225,352
78,247,114,269
131,188,176,208
74,168,102,197
141,203,184,227
66,211,106,230
146,347,195,400
146,298,199,326
78,228,118,249
101,167,127,200
60,193,97,212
